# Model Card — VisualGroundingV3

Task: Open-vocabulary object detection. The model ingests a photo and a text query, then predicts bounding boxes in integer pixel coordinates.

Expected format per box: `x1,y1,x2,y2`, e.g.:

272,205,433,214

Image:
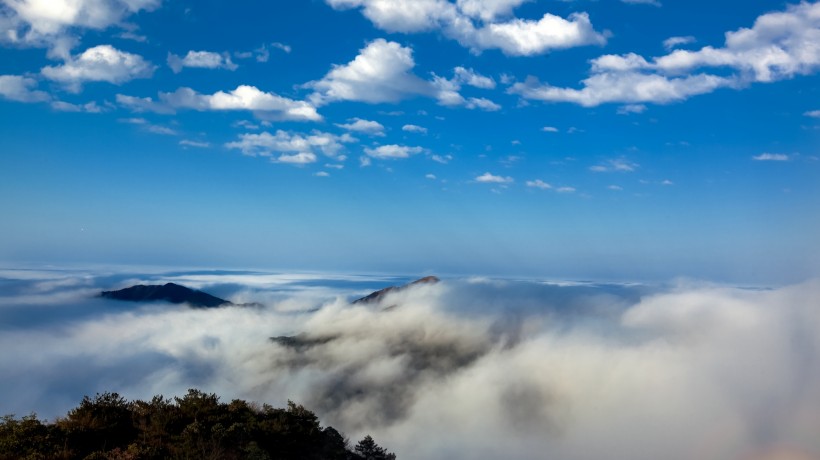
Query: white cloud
432,154,453,164
476,172,513,183
752,153,790,161
617,103,647,115
1,0,159,55
510,2,820,107
541,126,558,133
167,50,237,73
453,66,496,89
51,100,104,112
590,158,639,172
41,45,154,91
402,124,428,134
804,109,820,118
225,130,355,160
448,11,606,56
359,156,372,167
307,39,432,105
138,85,322,121
179,139,210,148
3,0,158,34
622,0,660,6
326,0,606,56
465,97,501,111
608,185,623,191
433,69,500,110
335,118,386,136
511,72,730,107
526,179,551,189
425,173,437,180
315,171,330,177
276,151,317,165
115,94,172,114
364,144,425,159
556,186,576,193
145,125,176,136
663,35,696,50
0,74,49,102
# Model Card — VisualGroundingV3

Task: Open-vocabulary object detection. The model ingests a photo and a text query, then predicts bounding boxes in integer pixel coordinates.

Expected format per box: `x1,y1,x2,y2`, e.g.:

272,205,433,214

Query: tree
354,435,396,460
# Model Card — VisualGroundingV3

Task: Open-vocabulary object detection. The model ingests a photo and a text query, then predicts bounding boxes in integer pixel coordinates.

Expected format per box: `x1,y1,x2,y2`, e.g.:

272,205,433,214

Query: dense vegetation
0,390,395,460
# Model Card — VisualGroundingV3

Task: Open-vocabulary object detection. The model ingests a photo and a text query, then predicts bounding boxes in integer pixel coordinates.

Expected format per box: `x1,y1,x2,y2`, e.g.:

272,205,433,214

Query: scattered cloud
145,125,176,136
617,103,647,115
432,154,453,164
119,85,321,121
556,186,576,193
179,139,210,148
804,110,820,118
510,2,820,107
541,126,558,133
526,179,552,189
433,67,500,110
425,173,437,180
325,0,606,56
314,171,330,177
752,153,790,161
51,100,106,112
167,50,237,73
608,185,623,191
335,118,386,136
41,45,154,91
453,66,496,89
622,0,661,7
590,158,639,172
0,74,49,102
402,124,428,134
476,172,513,183
663,35,696,51
1,0,159,56
364,144,426,159
225,130,355,161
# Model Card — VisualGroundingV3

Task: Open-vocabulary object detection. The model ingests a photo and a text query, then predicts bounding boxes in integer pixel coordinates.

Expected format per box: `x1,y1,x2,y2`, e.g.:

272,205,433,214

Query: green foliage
0,391,394,460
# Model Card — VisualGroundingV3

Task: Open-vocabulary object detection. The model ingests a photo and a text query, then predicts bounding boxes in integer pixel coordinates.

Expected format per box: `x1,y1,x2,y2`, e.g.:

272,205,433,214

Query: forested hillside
0,390,395,460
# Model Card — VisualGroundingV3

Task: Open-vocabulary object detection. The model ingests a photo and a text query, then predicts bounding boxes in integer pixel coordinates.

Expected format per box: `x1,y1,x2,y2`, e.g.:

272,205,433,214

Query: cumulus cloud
118,85,322,121
510,2,820,106
167,50,238,73
617,103,646,114
335,117,386,136
0,74,49,102
663,35,696,50
325,0,606,55
541,126,558,132
432,68,500,110
1,0,159,56
307,39,432,105
475,172,513,183
179,139,210,148
804,109,820,118
402,124,428,134
41,45,154,91
3,270,820,460
526,179,551,189
364,144,426,159
225,130,356,162
752,153,790,161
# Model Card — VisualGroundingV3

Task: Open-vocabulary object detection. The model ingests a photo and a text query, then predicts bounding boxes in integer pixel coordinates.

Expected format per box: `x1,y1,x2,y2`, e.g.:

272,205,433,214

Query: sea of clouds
0,268,818,460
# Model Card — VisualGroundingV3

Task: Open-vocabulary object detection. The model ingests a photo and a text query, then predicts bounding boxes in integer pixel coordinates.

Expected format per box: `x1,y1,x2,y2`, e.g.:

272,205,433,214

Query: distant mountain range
101,283,232,308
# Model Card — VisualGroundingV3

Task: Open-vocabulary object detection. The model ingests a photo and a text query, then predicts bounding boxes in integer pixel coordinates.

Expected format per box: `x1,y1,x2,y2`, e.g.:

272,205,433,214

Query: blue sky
0,0,818,283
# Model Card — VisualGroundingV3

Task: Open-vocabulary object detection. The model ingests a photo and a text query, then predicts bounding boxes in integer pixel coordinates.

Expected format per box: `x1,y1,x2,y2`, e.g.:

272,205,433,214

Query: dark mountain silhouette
101,283,231,308
352,276,440,305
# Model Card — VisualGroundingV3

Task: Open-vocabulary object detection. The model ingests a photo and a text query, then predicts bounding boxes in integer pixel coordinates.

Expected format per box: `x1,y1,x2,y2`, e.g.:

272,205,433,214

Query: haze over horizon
0,0,818,284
